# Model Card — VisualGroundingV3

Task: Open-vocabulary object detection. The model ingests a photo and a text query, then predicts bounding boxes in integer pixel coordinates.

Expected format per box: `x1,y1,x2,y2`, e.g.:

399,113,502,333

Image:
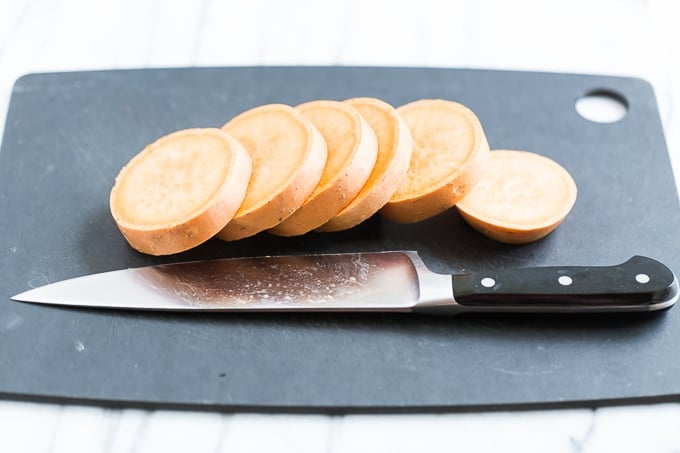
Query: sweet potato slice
218,104,328,241
316,97,413,232
268,100,378,236
110,128,252,255
381,99,490,223
456,150,577,244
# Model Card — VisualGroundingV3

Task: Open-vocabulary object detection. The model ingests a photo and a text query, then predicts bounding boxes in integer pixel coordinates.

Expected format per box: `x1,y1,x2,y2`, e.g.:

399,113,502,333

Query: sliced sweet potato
218,104,328,241
456,149,577,244
316,97,413,232
268,100,378,236
381,99,490,223
110,128,252,255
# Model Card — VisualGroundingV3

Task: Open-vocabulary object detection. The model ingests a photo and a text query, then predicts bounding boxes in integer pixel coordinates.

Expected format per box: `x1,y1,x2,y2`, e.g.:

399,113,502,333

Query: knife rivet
635,273,650,284
481,277,495,288
558,276,573,286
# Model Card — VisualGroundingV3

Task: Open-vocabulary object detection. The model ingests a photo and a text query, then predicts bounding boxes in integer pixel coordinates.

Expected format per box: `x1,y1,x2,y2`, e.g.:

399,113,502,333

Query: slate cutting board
0,67,679,412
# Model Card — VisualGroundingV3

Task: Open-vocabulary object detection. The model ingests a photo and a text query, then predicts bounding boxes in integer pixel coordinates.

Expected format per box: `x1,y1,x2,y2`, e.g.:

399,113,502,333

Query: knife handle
452,256,678,312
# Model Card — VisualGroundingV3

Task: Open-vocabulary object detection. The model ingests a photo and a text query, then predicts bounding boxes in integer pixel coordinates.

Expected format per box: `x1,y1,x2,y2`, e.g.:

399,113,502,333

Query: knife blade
10,252,678,315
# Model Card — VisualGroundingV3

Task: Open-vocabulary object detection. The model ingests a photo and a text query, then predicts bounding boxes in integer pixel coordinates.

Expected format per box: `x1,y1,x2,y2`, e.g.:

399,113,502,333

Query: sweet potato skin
268,100,378,236
316,97,413,232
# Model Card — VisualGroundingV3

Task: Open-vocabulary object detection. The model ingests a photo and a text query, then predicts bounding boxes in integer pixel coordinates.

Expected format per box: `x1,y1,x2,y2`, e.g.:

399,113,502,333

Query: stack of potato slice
110,97,577,255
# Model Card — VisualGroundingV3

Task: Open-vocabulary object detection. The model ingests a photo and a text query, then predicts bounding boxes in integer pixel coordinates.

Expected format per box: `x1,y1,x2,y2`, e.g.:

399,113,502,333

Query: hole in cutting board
575,89,628,123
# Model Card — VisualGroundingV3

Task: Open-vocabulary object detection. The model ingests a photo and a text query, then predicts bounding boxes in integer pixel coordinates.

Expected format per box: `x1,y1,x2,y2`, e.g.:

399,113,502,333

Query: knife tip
10,288,44,304
10,292,32,303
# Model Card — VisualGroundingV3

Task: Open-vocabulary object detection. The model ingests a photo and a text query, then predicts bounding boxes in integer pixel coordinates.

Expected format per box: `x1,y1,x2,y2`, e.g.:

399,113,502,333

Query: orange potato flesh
456,149,577,244
218,104,328,241
381,99,490,223
110,128,252,255
316,97,413,232
268,100,378,236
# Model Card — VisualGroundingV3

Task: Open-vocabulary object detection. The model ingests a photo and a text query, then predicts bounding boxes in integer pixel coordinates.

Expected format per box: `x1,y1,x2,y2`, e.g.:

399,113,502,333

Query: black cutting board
1,67,679,412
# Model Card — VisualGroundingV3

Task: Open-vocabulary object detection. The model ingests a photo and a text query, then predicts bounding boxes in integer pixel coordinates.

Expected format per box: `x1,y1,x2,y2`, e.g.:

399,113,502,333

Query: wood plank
257,0,349,64
33,0,120,70
582,404,680,453
102,409,149,453
338,0,425,65
0,0,31,55
134,410,227,452
147,0,204,67
219,414,331,453
112,0,156,68
194,0,265,65
50,406,116,453
0,401,61,453
335,410,594,453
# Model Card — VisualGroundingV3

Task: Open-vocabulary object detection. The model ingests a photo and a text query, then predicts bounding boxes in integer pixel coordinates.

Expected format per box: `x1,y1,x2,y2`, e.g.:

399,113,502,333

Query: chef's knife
10,252,678,315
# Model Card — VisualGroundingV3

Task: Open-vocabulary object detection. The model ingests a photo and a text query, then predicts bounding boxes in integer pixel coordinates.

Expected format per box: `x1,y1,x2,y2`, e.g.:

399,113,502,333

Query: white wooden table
1,1,680,451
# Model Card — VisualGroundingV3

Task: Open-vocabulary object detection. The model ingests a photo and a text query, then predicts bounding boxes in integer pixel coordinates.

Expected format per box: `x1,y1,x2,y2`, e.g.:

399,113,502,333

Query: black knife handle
452,256,678,312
